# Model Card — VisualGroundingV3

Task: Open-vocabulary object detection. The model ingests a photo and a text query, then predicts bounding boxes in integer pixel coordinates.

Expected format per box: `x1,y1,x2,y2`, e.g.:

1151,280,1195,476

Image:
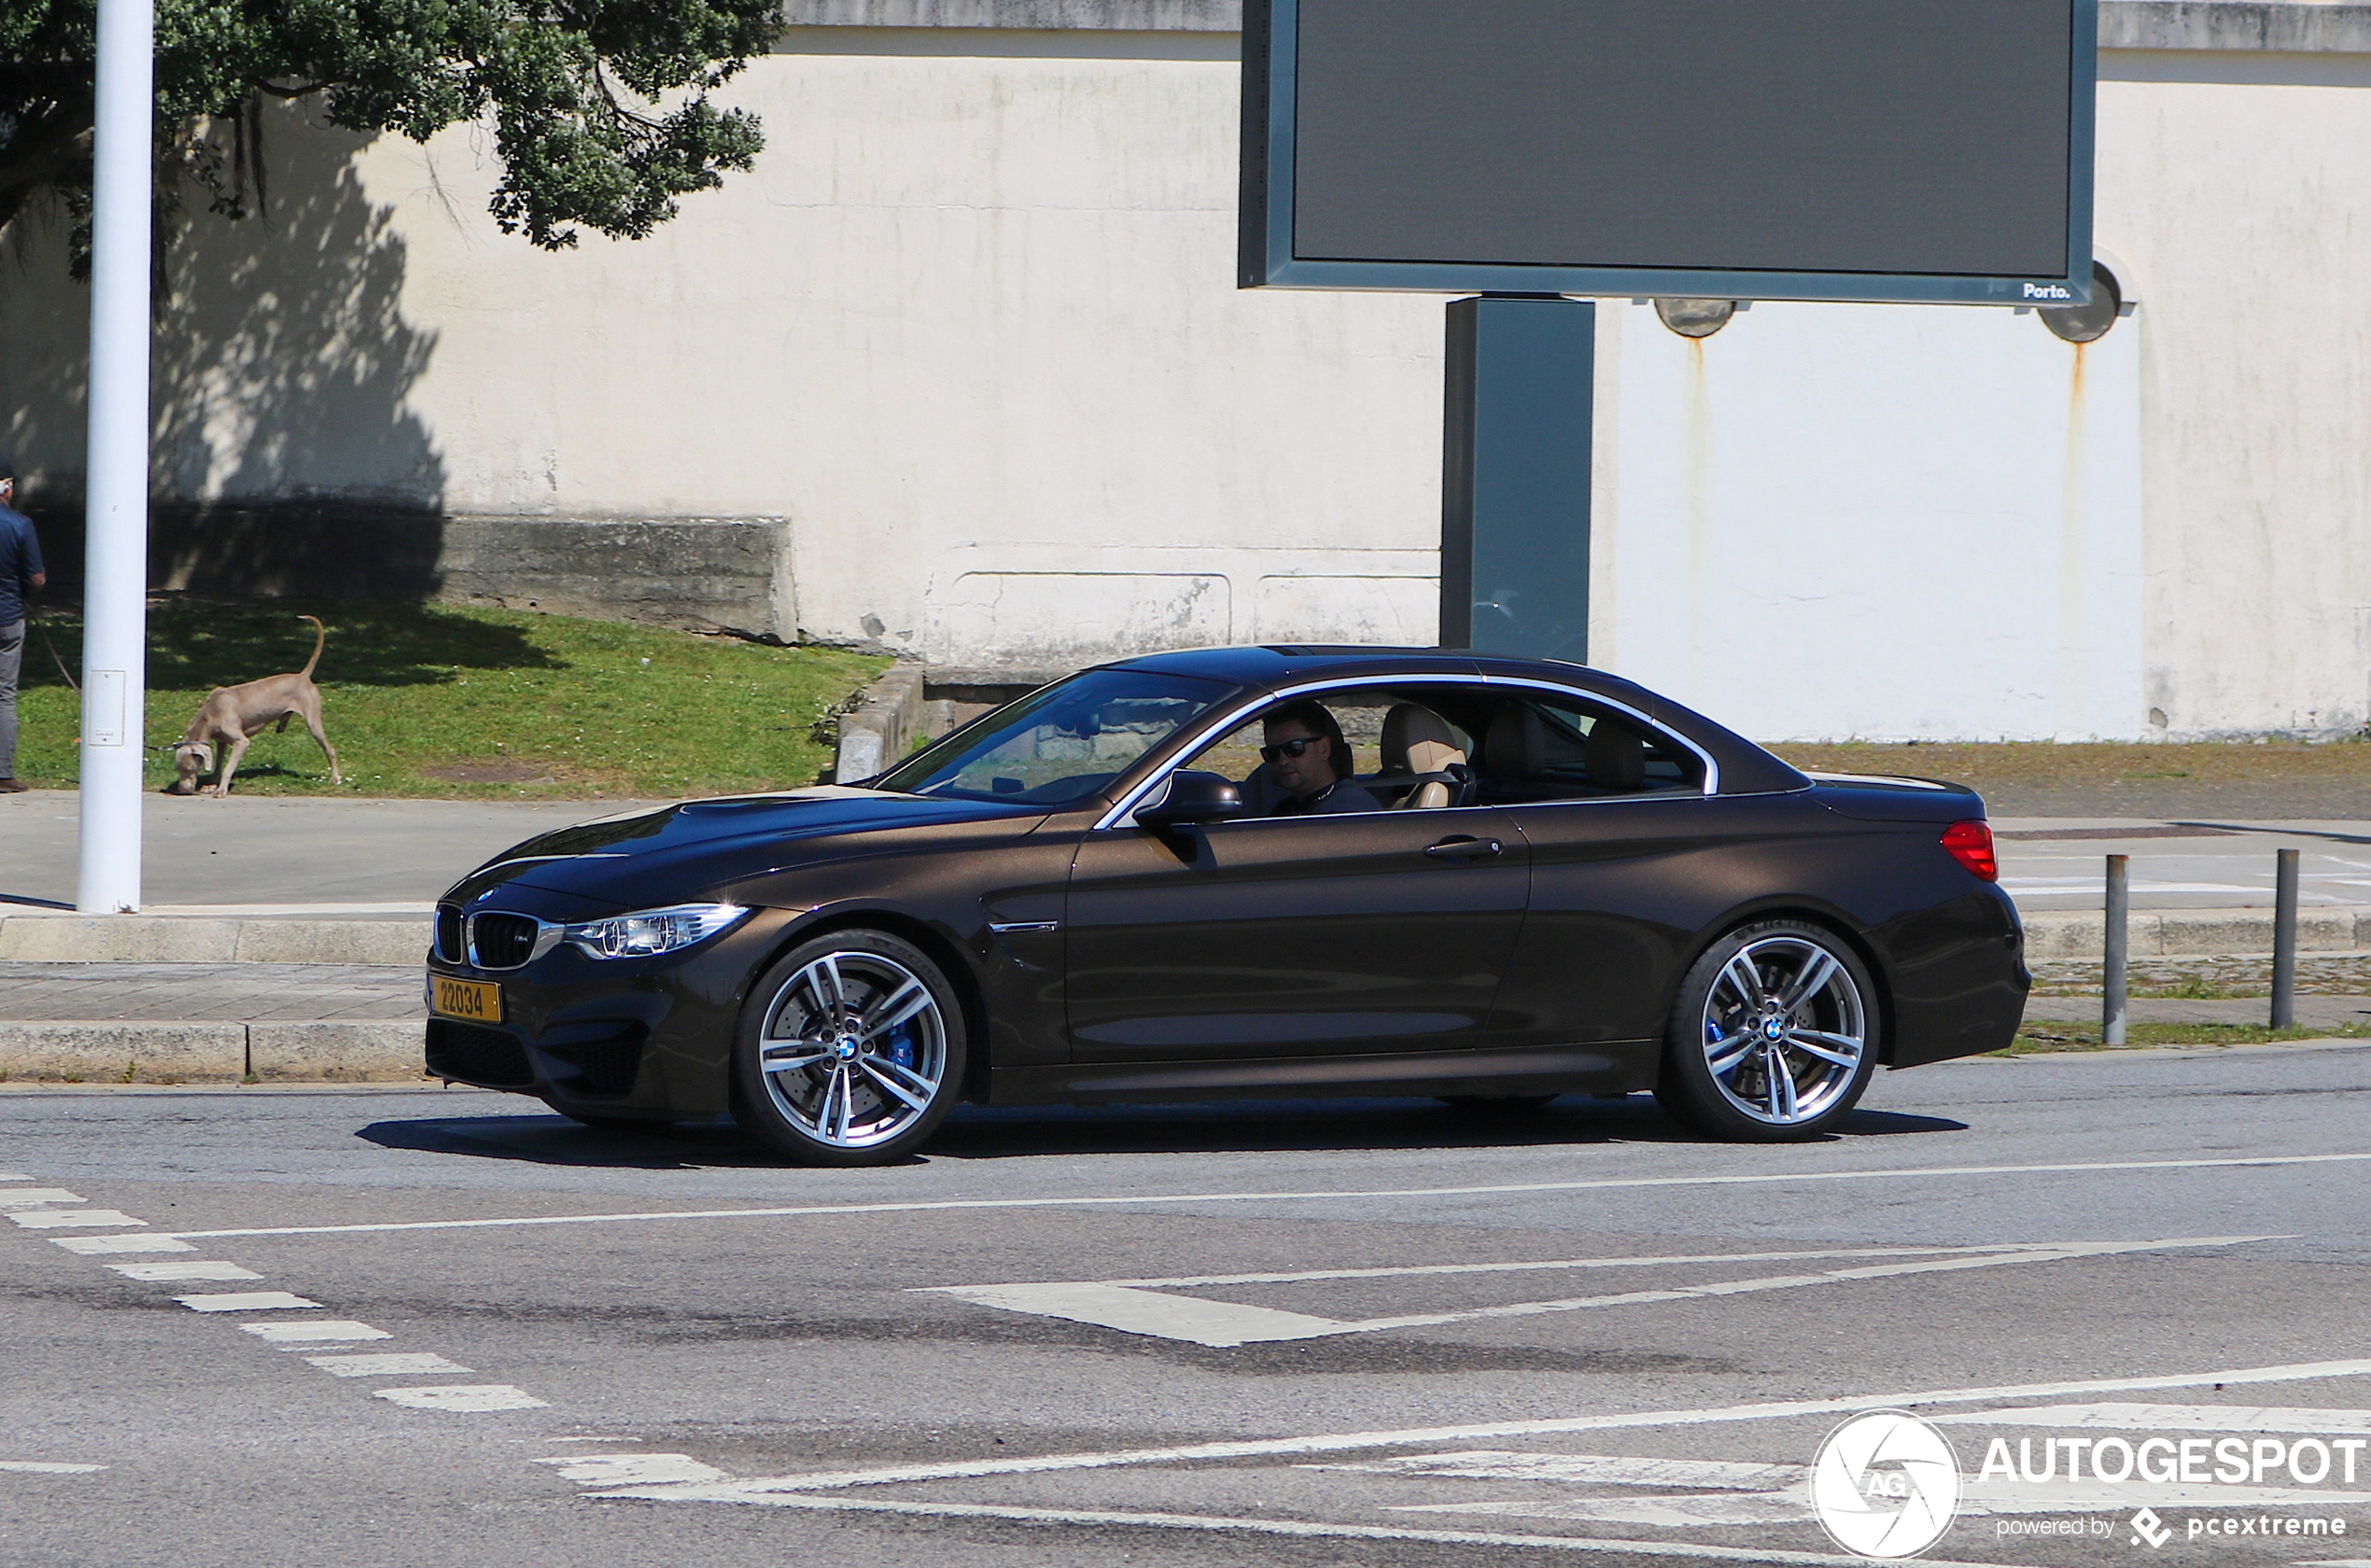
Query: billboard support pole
77,0,154,914
1439,295,1595,661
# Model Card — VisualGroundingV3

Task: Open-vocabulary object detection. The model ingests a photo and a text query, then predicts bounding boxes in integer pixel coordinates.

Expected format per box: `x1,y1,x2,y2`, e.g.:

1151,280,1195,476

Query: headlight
564,903,750,960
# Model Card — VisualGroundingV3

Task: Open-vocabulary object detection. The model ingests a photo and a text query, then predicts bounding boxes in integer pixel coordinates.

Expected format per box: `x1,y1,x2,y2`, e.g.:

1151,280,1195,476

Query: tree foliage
0,0,776,272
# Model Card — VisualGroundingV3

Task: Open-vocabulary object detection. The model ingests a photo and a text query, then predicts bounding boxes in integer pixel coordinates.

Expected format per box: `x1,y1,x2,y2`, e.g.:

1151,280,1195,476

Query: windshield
874,669,1235,807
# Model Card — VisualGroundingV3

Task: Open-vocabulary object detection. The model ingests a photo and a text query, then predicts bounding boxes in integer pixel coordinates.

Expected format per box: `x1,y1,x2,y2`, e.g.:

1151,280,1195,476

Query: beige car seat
1381,704,1468,809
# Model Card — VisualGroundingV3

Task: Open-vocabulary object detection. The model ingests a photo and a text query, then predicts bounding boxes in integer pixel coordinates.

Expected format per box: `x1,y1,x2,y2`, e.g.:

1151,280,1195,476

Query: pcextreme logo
2022,282,2075,300
1810,1409,1963,1559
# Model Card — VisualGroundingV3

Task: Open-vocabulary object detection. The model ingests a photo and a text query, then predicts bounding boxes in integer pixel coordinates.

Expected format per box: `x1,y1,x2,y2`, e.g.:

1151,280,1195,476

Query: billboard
1241,0,2097,305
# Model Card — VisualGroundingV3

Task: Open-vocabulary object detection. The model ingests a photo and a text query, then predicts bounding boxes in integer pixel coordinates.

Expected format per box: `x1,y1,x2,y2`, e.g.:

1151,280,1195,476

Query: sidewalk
0,790,640,913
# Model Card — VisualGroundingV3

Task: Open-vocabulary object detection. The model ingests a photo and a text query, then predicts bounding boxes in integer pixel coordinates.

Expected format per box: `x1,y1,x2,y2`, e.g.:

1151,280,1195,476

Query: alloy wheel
1698,933,1867,1127
756,949,949,1149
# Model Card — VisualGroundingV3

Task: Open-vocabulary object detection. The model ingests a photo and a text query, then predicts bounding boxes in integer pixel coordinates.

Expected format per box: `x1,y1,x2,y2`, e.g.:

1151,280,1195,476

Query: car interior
1186,684,1705,813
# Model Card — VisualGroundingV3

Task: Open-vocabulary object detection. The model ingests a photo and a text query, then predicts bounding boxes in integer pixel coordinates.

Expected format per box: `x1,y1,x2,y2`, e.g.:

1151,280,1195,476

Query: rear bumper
1880,884,2030,1068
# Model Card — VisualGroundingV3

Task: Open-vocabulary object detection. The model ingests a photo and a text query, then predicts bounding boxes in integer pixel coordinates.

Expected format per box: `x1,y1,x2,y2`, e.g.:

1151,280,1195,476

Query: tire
1438,1094,1560,1113
731,929,967,1166
1652,920,1878,1141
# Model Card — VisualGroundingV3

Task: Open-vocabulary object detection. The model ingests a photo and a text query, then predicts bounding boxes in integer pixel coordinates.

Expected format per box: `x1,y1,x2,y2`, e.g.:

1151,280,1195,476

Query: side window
1474,695,1705,802
1176,687,1485,816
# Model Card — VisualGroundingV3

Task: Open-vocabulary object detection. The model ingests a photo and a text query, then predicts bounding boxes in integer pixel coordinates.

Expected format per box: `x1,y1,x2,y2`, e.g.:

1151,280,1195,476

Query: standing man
0,461,48,793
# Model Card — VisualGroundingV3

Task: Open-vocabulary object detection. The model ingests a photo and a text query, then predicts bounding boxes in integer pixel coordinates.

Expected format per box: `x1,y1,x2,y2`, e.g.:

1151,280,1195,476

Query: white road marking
1934,1402,2371,1434
241,1321,393,1346
49,1234,191,1254
0,1190,85,1211
375,1385,548,1412
0,1462,105,1475
10,1210,144,1229
930,1237,2274,1347
604,1359,2371,1499
1403,1492,1812,1528
307,1352,473,1377
1310,1451,1808,1490
588,1490,2042,1568
1099,1241,2065,1290
1406,1481,2371,1526
107,1262,260,1282
540,1454,728,1486
0,1173,31,1182
933,1282,1343,1346
174,1292,322,1313
147,1151,2371,1244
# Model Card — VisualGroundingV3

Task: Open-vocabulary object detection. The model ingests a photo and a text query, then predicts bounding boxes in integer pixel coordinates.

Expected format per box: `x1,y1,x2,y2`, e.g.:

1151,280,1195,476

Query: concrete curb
2020,908,2371,959
0,1021,427,1085
0,917,428,966
832,665,926,783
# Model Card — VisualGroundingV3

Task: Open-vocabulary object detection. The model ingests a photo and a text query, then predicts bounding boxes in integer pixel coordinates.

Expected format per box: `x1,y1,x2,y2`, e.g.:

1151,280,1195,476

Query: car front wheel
732,930,967,1166
1653,920,1877,1141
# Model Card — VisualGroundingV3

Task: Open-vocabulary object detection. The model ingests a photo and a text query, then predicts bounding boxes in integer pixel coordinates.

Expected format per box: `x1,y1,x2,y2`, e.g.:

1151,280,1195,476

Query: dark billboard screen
1242,0,2096,304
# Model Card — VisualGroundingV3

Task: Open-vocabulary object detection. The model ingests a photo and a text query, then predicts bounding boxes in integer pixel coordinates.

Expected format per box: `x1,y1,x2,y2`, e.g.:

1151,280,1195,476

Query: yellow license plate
431,976,502,1023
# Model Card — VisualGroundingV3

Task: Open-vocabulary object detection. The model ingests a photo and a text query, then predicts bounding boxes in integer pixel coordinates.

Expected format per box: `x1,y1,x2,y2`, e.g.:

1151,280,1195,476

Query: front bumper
424,905,799,1116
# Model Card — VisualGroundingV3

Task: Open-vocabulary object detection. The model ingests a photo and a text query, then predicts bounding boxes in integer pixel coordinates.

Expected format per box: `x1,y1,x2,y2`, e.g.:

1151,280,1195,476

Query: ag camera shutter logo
1810,1409,1963,1559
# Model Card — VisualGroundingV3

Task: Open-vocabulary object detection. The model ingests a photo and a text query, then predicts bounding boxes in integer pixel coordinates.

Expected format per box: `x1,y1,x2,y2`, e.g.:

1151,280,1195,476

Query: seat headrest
1483,706,1546,779
1382,704,1466,776
1585,721,1648,791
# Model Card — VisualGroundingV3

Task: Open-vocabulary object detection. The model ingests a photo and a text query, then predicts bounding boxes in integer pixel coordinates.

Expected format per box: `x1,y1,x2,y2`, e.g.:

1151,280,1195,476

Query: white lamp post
77,0,154,913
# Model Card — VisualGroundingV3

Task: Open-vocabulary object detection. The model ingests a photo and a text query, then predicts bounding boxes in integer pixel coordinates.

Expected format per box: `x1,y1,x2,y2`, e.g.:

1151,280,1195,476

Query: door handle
1424,836,1503,861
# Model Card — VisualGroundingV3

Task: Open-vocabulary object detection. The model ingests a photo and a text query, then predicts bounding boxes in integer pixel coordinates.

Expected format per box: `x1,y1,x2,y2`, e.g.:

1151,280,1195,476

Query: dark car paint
423,647,2027,1125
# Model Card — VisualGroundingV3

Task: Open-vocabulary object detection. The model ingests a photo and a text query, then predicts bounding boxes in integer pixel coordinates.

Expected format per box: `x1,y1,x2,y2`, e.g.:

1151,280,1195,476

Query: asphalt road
4,1044,2370,1568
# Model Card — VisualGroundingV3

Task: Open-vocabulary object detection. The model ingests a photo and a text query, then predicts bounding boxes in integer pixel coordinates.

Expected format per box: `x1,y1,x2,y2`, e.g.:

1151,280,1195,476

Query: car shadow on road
357,1099,1967,1169
357,1114,779,1170
921,1097,1967,1158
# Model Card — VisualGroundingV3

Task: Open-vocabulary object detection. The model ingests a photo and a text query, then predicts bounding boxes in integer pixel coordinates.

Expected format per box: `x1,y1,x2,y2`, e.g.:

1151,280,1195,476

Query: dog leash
33,609,77,693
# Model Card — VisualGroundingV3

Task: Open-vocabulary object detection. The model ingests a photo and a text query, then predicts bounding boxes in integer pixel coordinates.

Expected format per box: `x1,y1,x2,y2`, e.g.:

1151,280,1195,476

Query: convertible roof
1098,645,1808,795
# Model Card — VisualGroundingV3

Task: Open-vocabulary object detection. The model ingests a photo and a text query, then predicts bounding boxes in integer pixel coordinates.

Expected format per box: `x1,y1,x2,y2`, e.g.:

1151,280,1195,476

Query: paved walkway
0,962,421,1023
0,792,649,913
7,791,2367,915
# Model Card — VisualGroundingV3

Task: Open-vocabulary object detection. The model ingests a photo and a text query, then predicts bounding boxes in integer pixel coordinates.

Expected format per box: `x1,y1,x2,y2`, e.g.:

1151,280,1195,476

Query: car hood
442,787,1046,911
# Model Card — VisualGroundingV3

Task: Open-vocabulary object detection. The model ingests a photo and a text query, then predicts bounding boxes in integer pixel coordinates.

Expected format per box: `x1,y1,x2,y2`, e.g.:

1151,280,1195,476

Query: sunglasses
1259,736,1325,763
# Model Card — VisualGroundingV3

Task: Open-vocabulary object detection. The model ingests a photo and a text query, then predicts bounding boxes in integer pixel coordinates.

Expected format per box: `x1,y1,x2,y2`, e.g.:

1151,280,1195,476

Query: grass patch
1767,739,2371,791
1996,1020,2371,1056
12,598,888,799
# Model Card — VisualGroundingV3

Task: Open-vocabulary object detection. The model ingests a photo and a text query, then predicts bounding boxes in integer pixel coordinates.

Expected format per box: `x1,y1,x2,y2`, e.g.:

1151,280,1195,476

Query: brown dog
169,615,344,797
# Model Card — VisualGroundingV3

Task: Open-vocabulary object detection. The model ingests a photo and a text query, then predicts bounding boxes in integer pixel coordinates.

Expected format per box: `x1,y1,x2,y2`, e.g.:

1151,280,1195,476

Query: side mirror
1135,770,1245,829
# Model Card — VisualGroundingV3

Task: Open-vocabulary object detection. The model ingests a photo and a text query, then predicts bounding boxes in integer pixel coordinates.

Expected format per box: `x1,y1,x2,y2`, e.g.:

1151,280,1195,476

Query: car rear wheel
1653,921,1877,1141
732,930,966,1166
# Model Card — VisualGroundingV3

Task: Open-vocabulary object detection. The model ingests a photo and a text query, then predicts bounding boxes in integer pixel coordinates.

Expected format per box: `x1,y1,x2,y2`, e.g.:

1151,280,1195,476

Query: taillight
1941,819,1998,882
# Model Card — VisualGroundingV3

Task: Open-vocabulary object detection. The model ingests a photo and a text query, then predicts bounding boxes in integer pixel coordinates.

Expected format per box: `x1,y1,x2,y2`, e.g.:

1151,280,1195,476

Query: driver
1243,700,1382,816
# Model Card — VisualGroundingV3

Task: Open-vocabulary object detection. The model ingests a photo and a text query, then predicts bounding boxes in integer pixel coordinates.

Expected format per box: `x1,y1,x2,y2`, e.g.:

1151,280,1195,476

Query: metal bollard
2103,853,2128,1046
2271,847,2299,1029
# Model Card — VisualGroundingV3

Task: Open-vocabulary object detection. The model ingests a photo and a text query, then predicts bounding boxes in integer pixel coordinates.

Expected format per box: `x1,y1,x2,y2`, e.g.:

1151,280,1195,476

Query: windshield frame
870,667,1244,811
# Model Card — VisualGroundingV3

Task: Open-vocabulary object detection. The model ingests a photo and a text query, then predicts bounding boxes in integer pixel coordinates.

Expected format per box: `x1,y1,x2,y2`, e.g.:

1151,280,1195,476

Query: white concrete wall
4,20,2368,738
1592,297,2145,741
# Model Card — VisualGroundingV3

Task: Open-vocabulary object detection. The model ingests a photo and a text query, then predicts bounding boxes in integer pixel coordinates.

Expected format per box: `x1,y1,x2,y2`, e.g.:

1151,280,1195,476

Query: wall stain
1683,336,1714,696
2060,340,2090,735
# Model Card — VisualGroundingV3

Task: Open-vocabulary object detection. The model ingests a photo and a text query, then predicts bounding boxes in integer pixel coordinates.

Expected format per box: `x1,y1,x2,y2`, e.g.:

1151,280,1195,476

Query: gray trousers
0,619,21,779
